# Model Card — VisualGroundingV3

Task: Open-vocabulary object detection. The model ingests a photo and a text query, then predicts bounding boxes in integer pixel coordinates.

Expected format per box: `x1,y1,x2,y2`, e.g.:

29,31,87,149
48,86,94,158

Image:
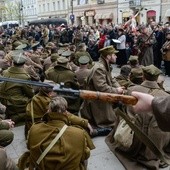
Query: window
78,0,88,5
43,4,45,12
135,0,141,6
57,1,60,10
62,0,65,9
53,2,56,11
47,3,50,11
39,5,41,13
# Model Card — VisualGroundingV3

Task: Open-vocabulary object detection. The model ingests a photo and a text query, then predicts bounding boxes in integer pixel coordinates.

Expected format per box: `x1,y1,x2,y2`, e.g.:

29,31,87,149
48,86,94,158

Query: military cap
78,56,90,65
61,50,72,57
20,39,29,45
51,53,60,62
15,43,27,50
31,41,40,48
78,43,86,48
45,42,56,49
0,50,5,58
57,56,69,64
11,34,20,40
120,65,131,76
58,43,64,47
99,46,118,57
12,51,26,64
142,64,162,80
58,48,66,55
129,55,138,61
12,41,22,49
130,68,143,79
62,43,70,47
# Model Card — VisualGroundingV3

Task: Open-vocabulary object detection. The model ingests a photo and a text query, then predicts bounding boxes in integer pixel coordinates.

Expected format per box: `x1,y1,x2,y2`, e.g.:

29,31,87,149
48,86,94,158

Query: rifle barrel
0,77,53,88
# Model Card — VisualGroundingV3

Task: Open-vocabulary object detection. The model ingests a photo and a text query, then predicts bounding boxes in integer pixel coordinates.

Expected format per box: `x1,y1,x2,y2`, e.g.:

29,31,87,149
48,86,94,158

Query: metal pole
117,0,118,24
20,0,24,26
159,0,162,23
71,0,74,25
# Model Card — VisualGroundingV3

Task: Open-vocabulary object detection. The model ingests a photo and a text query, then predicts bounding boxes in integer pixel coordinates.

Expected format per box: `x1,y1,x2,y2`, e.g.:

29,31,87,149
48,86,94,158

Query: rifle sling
30,98,35,124
116,108,170,164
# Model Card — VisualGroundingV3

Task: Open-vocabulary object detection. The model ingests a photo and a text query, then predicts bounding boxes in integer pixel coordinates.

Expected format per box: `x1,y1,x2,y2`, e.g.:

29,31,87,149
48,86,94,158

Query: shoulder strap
36,124,68,165
116,108,170,164
86,63,102,85
31,99,34,124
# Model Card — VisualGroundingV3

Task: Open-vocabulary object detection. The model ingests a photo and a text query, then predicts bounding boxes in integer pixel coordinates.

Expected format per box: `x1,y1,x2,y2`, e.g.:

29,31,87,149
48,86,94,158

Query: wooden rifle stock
80,90,138,105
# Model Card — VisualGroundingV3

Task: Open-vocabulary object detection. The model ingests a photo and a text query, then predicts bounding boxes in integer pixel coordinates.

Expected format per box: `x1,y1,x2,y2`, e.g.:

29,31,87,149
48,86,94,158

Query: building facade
162,0,170,23
73,0,117,26
1,0,170,26
22,0,38,25
37,0,69,20
118,0,161,25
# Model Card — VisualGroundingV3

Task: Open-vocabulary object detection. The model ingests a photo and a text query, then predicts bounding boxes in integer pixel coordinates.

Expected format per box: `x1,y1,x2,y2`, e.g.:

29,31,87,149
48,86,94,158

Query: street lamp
70,0,74,25
20,0,24,26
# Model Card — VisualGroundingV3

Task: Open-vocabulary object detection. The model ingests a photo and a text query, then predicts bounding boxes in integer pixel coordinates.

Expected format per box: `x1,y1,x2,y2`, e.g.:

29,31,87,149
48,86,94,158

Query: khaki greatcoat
80,57,120,128
0,66,34,120
45,64,80,113
28,112,95,170
106,80,170,170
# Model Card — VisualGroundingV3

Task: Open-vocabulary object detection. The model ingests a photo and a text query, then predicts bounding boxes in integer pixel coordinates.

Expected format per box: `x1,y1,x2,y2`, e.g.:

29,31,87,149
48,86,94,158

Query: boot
91,127,112,137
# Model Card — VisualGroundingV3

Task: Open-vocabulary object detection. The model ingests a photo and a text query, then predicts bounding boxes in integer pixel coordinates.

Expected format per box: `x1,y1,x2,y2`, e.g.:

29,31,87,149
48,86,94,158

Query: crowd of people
0,20,170,170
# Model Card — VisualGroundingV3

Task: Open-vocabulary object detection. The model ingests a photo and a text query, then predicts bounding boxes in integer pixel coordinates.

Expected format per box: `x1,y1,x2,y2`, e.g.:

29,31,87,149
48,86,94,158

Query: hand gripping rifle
0,77,137,105
137,25,158,56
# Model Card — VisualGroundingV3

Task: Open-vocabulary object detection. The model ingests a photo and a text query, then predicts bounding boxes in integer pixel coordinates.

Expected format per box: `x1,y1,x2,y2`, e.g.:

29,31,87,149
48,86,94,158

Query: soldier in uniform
23,96,95,170
115,65,132,89
129,67,144,85
72,26,83,48
0,51,34,123
161,32,170,76
74,43,93,68
45,57,80,114
80,46,124,134
75,55,91,89
106,65,170,169
128,55,141,68
0,103,14,147
132,91,170,132
42,25,49,46
137,26,156,66
25,83,55,138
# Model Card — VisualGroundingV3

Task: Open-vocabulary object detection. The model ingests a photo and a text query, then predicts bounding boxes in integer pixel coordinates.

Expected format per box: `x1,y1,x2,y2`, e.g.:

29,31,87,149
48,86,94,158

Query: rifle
137,25,158,56
0,77,137,105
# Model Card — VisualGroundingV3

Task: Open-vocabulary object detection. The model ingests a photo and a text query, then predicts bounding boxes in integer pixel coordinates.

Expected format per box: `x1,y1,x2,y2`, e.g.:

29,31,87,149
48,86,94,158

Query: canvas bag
113,88,161,151
114,118,134,151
